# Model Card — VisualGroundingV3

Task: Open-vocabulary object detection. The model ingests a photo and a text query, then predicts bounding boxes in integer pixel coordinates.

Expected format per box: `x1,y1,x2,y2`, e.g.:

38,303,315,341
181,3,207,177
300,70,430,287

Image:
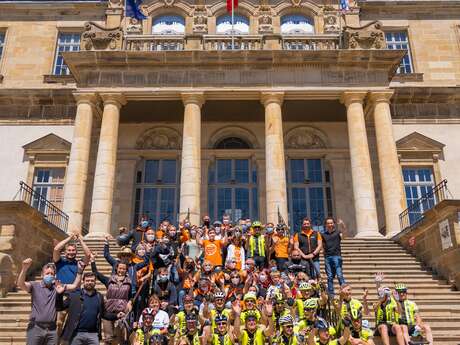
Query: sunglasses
217,322,227,326
284,325,293,329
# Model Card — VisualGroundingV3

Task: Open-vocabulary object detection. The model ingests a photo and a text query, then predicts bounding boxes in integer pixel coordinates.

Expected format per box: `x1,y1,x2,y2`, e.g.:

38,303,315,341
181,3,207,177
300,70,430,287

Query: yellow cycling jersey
276,334,300,345
134,328,159,345
397,300,419,326
212,333,233,345
349,327,373,342
376,297,398,325
240,328,265,345
315,338,338,345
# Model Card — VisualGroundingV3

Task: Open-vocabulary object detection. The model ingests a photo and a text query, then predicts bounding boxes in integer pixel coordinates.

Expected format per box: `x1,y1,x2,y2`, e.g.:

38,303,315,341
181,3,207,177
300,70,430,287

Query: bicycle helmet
142,308,155,318
299,282,313,291
215,314,228,323
314,317,329,331
245,310,259,321
214,291,226,300
243,292,257,301
279,315,294,326
251,221,262,228
304,298,318,310
273,292,284,304
395,283,408,292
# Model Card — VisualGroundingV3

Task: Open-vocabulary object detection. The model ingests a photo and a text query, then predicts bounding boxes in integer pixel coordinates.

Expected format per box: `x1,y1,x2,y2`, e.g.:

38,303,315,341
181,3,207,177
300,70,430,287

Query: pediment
396,132,445,153
23,133,71,153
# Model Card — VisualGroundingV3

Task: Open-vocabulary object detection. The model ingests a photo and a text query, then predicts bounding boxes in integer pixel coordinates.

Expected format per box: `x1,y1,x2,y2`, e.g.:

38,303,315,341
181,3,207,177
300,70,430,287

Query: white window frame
385,31,414,74
52,32,80,75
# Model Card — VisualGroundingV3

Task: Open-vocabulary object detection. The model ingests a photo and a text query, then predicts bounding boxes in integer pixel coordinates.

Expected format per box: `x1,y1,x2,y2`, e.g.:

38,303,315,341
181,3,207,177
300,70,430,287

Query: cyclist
240,292,261,323
307,318,351,345
207,314,234,345
373,287,404,345
202,291,232,333
394,283,433,345
348,308,374,345
132,308,160,345
275,315,304,345
233,300,275,345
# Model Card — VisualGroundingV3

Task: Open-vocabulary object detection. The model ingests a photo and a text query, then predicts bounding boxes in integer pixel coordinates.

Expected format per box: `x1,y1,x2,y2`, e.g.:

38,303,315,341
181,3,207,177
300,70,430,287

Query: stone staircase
0,238,459,344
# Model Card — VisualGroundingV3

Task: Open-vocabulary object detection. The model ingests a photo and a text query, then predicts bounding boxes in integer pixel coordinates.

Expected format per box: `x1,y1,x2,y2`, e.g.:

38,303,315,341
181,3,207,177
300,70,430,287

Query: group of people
18,215,433,345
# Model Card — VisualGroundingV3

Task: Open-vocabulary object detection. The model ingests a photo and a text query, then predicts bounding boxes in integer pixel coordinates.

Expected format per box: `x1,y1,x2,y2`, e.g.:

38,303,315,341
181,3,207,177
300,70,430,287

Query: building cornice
358,0,460,10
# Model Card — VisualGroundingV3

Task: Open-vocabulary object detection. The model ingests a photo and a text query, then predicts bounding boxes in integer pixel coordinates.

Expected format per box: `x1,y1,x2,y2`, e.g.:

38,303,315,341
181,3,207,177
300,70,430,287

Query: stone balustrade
281,34,340,50
202,35,264,50
125,34,185,51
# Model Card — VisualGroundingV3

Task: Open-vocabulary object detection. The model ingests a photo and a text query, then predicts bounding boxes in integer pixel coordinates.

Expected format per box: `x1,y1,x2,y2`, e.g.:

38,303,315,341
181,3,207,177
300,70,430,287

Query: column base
354,230,384,238
84,232,109,239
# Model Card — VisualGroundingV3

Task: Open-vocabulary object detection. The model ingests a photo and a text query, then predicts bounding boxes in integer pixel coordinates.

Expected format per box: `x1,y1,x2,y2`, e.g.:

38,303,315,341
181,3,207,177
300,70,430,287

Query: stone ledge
43,74,76,85
0,201,68,296
391,72,424,83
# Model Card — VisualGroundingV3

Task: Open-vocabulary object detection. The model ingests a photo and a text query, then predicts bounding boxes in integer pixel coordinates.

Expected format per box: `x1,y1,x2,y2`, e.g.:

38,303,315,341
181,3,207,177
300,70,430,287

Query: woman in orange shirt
197,228,227,267
271,225,291,272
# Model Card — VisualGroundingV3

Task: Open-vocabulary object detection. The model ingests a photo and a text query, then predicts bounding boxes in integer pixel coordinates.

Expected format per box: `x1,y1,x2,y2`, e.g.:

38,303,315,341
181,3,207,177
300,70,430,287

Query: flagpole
231,0,235,50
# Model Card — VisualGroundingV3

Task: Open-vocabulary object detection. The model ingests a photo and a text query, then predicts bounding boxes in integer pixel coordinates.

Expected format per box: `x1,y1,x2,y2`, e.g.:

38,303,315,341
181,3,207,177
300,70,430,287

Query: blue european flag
340,0,349,11
126,0,147,20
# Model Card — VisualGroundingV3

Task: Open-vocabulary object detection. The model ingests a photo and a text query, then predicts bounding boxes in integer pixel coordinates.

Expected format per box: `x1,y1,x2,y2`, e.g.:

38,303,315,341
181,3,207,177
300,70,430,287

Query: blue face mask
141,220,149,228
242,225,248,231
43,275,55,286
266,227,273,234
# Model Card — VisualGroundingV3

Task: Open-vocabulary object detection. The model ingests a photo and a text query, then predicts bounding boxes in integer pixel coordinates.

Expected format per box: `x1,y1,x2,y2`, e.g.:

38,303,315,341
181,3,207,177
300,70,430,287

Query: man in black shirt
60,272,116,345
321,217,346,296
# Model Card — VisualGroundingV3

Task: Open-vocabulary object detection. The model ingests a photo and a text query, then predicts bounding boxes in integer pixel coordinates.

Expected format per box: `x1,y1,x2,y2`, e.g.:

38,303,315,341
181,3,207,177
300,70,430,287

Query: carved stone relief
193,4,208,34
81,22,123,51
126,17,143,35
323,11,340,33
343,21,386,50
136,127,182,150
285,127,327,149
257,1,273,34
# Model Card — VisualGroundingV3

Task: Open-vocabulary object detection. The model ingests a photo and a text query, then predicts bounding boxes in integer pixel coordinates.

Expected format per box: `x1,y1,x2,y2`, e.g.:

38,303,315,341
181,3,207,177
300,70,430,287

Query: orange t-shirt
273,235,289,258
202,239,223,266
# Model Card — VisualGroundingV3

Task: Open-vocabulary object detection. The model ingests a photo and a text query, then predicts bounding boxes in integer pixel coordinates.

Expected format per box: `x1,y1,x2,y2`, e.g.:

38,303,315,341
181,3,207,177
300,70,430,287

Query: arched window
216,14,250,34
214,137,251,149
152,14,185,35
280,14,314,34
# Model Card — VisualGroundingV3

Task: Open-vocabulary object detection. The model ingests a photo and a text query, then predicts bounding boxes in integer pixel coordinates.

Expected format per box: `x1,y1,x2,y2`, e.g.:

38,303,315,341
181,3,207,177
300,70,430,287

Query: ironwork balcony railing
203,35,263,50
399,179,449,232
18,181,69,233
125,35,185,51
282,35,340,50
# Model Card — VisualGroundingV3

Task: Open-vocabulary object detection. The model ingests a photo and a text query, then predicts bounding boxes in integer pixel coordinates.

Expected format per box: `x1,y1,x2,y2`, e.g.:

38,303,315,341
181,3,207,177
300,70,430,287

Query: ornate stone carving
193,4,208,34
285,127,327,149
136,128,182,150
108,0,123,8
126,17,142,35
343,21,386,50
257,0,273,34
163,0,175,7
323,12,340,33
81,22,123,51
291,0,302,7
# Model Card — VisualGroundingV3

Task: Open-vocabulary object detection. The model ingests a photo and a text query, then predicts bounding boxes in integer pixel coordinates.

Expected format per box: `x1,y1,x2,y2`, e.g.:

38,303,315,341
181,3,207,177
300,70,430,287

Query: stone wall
394,199,460,289
0,201,67,296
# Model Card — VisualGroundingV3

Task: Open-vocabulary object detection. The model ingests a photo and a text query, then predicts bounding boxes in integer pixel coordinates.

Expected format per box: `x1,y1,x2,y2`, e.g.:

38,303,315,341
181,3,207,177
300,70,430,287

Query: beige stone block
0,225,15,237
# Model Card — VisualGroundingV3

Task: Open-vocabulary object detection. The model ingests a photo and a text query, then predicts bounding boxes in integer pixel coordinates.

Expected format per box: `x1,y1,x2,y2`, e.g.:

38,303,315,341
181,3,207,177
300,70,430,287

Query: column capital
181,92,205,107
73,92,99,107
260,92,284,107
368,90,394,104
340,91,367,107
99,93,127,108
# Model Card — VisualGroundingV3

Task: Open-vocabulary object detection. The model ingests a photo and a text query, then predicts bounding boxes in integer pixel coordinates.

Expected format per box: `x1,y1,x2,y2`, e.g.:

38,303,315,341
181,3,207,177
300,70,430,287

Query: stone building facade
0,0,459,238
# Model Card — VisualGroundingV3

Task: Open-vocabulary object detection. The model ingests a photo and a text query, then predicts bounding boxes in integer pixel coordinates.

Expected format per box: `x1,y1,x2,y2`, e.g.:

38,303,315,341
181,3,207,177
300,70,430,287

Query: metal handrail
18,181,69,233
398,179,448,231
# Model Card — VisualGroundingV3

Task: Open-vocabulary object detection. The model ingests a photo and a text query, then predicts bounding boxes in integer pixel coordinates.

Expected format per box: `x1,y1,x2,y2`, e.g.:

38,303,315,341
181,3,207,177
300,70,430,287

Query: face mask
266,227,273,234
259,275,267,282
215,227,221,234
242,225,248,231
141,220,149,228
231,278,240,285
159,275,169,283
190,230,196,237
146,234,155,242
43,275,55,286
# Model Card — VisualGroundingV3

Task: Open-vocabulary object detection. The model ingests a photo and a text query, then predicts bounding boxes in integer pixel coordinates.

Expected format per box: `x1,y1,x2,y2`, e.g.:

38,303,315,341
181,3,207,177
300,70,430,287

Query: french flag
226,0,238,13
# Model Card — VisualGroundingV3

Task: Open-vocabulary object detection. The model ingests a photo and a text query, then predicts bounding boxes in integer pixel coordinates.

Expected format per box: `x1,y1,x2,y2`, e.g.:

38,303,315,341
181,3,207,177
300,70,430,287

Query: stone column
62,93,98,233
261,92,288,225
370,91,406,237
179,93,205,226
341,92,380,237
88,93,126,236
